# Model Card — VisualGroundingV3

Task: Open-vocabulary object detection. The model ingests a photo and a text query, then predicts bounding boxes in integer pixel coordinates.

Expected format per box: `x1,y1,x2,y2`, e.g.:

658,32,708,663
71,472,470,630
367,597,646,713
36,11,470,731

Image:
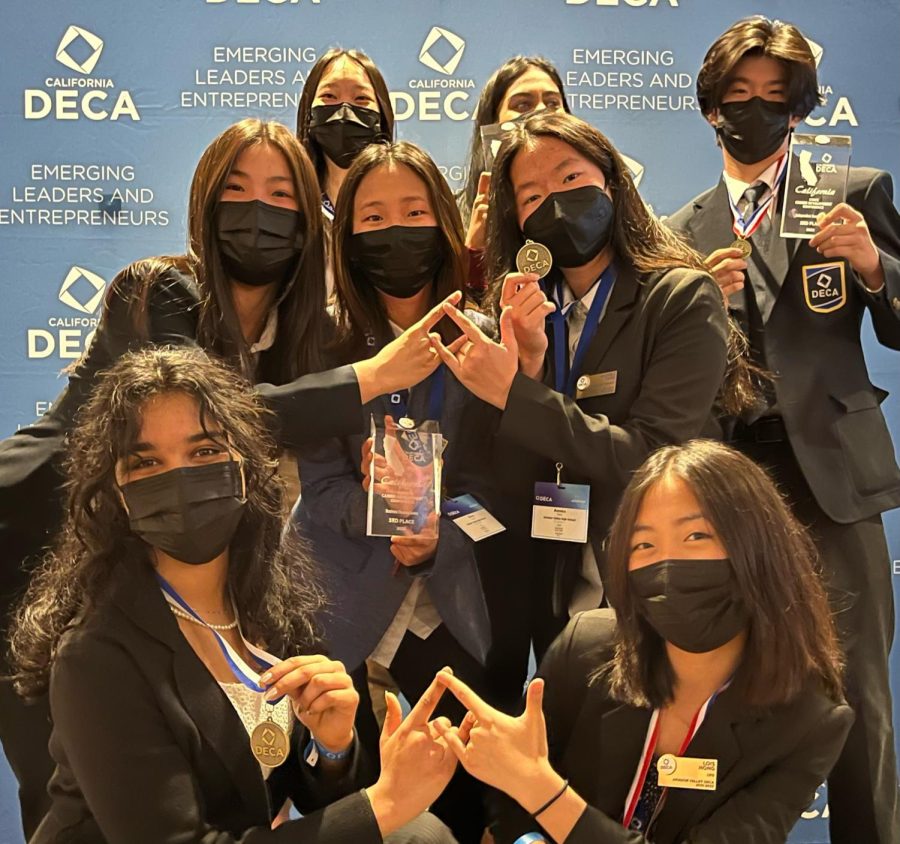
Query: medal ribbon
546,262,617,397
158,574,285,703
621,679,731,829
727,154,788,241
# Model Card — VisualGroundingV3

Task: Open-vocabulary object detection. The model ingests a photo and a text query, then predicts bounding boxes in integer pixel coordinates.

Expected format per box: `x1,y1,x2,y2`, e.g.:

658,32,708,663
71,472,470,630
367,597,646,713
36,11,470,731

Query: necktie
738,181,770,236
566,299,588,363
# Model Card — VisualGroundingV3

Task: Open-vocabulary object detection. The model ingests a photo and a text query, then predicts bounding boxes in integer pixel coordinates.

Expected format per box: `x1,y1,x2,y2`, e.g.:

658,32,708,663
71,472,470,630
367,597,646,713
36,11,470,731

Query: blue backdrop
1,2,898,841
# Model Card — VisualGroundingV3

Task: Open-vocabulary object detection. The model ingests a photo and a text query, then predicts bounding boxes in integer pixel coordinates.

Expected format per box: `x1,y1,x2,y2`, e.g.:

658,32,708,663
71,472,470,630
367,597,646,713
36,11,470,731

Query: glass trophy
781,133,852,239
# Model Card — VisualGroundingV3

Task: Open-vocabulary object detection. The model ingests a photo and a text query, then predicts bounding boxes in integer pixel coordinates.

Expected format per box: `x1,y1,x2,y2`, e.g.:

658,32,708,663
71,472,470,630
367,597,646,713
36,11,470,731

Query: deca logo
24,26,141,122
27,266,106,360
393,25,475,123
59,266,106,314
56,25,104,74
418,26,466,76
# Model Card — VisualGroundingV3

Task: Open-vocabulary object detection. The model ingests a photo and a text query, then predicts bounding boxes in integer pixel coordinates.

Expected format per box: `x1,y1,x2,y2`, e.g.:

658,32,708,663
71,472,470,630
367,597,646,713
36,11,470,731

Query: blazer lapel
651,686,743,844
112,562,273,824
563,690,653,821
575,266,641,381
686,180,749,324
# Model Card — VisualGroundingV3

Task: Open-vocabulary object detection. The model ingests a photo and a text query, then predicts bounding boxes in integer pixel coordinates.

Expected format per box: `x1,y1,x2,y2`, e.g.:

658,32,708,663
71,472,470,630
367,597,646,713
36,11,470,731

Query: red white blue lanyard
727,155,788,241
158,573,285,704
545,262,617,397
621,680,731,829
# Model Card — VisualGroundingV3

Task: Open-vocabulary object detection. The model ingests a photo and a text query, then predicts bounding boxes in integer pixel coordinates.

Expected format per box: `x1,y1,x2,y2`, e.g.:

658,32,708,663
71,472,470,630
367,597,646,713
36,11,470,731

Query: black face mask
308,103,382,170
349,226,444,299
716,97,792,165
121,461,246,566
522,185,615,269
216,200,305,288
629,558,749,654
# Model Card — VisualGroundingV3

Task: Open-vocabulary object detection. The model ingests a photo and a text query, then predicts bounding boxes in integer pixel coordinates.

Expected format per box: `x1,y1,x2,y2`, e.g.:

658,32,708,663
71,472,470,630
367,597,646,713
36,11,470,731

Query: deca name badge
443,494,506,542
531,464,590,544
656,753,718,791
802,262,846,314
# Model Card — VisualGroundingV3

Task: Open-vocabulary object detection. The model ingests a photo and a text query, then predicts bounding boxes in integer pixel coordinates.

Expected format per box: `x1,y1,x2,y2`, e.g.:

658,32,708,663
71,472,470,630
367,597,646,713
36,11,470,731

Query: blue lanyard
366,330,445,422
546,263,617,397
157,573,284,703
385,365,445,421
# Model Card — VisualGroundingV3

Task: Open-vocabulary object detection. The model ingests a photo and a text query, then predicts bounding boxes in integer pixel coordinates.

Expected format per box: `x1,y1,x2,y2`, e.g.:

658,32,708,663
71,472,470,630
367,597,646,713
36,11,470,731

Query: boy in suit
667,16,900,844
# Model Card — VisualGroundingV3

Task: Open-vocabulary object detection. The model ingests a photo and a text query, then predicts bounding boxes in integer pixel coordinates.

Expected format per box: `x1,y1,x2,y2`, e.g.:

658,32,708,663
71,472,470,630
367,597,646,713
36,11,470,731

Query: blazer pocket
832,389,900,496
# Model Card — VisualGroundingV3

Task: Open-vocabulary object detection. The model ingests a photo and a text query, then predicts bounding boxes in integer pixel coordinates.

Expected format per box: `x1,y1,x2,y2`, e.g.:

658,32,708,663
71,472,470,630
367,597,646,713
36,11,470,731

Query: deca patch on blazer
802,262,846,313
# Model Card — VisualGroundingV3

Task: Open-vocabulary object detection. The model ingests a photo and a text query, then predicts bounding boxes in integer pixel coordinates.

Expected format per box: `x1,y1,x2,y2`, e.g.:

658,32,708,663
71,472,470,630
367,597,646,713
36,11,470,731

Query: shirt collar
722,158,781,208
249,306,279,355
560,276,601,315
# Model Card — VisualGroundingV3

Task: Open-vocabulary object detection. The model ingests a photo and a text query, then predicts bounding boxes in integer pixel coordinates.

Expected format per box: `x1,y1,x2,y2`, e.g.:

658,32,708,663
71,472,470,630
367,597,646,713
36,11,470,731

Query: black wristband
532,778,569,819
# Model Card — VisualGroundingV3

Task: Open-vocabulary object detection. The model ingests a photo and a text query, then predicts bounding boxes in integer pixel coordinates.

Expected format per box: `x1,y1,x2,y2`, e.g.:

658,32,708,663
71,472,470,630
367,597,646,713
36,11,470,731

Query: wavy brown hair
460,55,569,224
484,111,762,416
697,16,823,119
296,48,395,190
9,347,324,698
330,141,467,362
603,439,843,710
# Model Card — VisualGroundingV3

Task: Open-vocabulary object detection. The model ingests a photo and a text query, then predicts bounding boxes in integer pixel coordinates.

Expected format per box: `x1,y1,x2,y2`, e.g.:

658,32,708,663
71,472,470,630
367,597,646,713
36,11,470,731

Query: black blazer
31,560,382,844
492,610,854,844
485,266,728,575
0,265,364,640
667,167,900,523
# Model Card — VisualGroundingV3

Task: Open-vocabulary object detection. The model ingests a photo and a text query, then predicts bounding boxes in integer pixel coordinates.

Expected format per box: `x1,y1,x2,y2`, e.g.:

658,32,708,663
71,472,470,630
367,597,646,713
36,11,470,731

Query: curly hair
9,347,324,698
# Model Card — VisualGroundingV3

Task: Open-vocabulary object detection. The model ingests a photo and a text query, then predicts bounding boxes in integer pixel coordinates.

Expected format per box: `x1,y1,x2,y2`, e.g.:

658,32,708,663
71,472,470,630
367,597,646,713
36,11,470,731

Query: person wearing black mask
666,17,900,844
430,111,754,712
0,119,453,839
296,49,393,229
293,141,499,842
8,346,460,844
432,439,853,844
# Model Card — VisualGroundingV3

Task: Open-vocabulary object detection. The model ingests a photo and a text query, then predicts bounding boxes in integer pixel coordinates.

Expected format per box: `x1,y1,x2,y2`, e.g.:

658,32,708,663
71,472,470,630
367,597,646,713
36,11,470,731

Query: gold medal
730,238,752,258
515,239,553,278
250,716,289,768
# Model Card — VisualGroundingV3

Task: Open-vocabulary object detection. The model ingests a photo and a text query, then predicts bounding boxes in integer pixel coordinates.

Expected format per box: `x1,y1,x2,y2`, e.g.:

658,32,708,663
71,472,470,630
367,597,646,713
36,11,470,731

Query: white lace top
219,682,294,779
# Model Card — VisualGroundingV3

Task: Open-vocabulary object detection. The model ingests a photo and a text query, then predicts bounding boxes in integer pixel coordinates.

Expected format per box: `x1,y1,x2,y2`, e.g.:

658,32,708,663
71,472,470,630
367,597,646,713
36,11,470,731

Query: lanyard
158,574,284,703
727,155,788,240
546,263,617,397
366,332,446,421
621,680,731,829
385,365,445,422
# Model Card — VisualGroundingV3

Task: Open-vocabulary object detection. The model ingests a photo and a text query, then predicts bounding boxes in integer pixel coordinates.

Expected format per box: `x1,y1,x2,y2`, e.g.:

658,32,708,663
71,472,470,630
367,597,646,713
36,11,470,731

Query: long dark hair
296,48,395,191
330,141,467,362
460,55,569,223
485,111,763,416
9,347,324,698
697,16,822,119
112,120,329,385
188,119,329,383
603,439,843,710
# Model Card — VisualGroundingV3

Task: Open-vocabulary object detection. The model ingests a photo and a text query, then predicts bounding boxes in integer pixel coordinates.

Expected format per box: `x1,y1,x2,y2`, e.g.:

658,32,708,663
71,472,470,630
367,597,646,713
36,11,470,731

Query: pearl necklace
169,603,239,631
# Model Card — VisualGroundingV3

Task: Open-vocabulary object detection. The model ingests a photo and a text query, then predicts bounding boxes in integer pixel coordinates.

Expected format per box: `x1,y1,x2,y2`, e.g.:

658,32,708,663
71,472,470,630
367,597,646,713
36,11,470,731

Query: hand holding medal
703,246,748,300
261,655,358,757
499,272,556,376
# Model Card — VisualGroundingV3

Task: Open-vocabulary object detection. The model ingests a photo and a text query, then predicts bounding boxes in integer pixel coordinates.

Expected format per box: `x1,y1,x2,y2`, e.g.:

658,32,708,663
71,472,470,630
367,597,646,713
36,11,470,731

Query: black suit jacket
31,560,382,844
492,610,854,844
0,265,364,639
485,266,728,583
667,167,900,523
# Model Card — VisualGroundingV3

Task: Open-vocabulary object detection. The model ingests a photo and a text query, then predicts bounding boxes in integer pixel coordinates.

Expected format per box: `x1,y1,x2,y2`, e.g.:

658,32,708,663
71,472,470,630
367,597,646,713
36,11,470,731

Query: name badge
443,494,506,542
656,754,718,791
531,482,590,544
576,370,617,399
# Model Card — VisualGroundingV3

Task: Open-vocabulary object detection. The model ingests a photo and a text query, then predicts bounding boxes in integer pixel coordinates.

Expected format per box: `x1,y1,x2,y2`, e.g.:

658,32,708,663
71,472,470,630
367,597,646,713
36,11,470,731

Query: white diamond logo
418,26,466,76
58,266,106,314
804,37,824,69
56,25,104,75
620,153,645,188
